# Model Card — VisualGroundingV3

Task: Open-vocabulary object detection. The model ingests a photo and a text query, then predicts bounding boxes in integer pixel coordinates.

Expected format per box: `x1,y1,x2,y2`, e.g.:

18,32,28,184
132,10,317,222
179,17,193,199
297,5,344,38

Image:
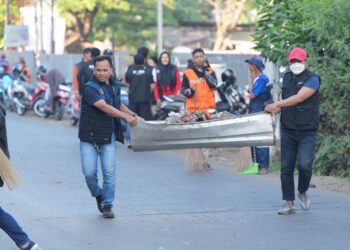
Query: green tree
253,0,350,176
0,0,20,48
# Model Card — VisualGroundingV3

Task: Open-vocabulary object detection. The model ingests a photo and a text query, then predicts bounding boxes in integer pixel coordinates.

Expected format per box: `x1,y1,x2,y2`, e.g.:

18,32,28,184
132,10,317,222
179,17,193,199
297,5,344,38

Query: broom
184,84,209,172
185,148,209,172
231,147,252,172
0,150,21,190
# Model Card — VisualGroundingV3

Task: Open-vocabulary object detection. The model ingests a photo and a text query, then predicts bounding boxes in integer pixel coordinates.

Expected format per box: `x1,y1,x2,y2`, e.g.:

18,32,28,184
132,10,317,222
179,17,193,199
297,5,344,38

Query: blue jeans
249,104,269,169
280,128,317,201
80,134,116,207
251,146,270,169
0,206,33,249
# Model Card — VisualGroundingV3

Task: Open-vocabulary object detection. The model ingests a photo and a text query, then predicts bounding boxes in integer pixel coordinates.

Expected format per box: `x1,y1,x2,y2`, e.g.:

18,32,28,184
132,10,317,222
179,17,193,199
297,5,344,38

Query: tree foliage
58,0,211,51
253,0,350,176
0,0,20,48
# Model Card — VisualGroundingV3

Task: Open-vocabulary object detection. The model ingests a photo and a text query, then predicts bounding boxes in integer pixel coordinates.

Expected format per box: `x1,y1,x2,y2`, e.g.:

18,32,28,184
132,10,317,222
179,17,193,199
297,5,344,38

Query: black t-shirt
125,64,153,103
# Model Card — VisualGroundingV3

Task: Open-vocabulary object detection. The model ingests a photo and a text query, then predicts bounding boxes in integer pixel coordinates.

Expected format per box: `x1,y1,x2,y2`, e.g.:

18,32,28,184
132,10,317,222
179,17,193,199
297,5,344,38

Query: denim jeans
251,146,270,169
0,206,33,249
280,128,317,201
80,134,116,207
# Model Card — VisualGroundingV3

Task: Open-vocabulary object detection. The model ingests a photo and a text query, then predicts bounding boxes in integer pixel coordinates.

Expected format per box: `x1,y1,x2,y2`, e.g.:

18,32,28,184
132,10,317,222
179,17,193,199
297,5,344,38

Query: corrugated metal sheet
131,112,275,151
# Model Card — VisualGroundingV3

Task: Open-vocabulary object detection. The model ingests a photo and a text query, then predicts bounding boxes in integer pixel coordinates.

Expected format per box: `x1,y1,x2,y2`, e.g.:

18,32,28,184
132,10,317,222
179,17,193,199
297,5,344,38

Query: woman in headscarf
154,51,181,107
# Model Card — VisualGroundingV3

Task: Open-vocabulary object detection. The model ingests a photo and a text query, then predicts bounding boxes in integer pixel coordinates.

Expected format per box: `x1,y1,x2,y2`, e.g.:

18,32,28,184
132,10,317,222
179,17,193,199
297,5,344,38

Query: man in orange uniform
181,48,217,170
182,48,217,113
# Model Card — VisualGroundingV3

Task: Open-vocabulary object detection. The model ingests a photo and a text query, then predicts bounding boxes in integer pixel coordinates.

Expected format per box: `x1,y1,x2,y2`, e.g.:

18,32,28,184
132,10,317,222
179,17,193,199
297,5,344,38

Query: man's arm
265,87,316,114
94,100,137,126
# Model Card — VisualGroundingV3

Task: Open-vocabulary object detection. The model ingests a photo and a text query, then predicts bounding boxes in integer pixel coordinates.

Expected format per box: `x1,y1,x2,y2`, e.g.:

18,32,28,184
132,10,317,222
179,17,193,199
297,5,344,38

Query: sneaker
240,163,259,174
96,195,103,214
30,244,43,250
298,192,311,210
102,205,115,219
278,202,296,215
258,168,268,175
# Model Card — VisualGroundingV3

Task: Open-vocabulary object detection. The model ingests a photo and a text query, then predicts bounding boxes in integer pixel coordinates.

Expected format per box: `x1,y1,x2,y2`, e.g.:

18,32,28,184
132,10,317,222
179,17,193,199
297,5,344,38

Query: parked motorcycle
7,74,35,116
216,68,247,116
66,91,81,126
44,82,71,120
31,80,50,118
154,95,186,120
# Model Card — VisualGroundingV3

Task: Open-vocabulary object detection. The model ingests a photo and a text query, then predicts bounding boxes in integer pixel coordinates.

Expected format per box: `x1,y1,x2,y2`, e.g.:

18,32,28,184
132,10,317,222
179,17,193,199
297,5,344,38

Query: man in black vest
77,47,101,90
125,53,154,120
79,56,139,218
265,48,320,215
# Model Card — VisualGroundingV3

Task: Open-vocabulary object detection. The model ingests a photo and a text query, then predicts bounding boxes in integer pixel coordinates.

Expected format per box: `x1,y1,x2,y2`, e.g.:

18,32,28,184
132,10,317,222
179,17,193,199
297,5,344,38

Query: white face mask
289,62,305,75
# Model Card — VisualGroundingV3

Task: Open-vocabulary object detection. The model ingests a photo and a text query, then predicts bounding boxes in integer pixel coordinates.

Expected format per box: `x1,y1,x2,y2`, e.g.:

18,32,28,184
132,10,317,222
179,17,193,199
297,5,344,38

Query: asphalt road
1,113,350,250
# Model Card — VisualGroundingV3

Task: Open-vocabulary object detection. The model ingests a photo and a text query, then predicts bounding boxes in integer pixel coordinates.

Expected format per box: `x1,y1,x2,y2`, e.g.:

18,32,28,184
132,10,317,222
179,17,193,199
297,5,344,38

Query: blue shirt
303,76,319,91
83,84,115,106
252,74,269,97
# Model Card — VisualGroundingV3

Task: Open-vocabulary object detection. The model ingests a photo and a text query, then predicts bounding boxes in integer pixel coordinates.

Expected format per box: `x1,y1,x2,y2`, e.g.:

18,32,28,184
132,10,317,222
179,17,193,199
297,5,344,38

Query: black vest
281,69,320,131
78,79,124,144
77,60,94,93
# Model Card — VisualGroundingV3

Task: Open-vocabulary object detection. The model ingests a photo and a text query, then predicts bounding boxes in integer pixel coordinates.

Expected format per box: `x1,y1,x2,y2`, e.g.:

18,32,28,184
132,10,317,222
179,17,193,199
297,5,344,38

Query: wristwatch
132,113,137,117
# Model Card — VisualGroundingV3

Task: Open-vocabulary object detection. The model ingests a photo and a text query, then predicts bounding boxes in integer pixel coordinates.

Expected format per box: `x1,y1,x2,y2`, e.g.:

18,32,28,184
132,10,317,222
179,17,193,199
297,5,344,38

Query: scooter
216,68,247,116
44,82,71,120
154,95,186,120
66,91,81,126
7,76,35,116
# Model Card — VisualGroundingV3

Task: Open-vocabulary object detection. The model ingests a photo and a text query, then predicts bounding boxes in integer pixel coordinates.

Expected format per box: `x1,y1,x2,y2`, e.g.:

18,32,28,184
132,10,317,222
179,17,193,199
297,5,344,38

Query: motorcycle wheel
33,98,47,118
16,104,26,116
55,102,65,121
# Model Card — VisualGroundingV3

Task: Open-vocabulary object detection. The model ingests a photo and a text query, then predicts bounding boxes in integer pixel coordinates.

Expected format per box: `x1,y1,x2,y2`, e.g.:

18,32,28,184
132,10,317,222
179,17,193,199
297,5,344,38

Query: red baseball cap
288,48,307,62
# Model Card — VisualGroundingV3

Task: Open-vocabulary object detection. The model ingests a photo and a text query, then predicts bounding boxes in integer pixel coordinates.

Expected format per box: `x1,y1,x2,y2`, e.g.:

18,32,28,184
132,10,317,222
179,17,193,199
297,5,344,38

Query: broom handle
194,84,197,113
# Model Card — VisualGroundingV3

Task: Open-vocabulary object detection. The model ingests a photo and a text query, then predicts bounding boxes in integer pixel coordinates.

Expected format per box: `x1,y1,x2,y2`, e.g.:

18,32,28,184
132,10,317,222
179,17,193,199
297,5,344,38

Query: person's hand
156,100,161,108
126,115,138,126
136,115,144,122
265,103,281,114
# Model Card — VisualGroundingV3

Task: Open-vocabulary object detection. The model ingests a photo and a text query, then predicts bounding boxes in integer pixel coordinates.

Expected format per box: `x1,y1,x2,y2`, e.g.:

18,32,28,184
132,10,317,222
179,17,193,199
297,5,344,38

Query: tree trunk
207,0,246,50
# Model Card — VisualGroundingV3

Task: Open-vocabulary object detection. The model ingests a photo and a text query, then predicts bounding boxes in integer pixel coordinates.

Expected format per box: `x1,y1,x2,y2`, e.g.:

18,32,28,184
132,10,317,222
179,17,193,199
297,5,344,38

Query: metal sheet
131,112,275,152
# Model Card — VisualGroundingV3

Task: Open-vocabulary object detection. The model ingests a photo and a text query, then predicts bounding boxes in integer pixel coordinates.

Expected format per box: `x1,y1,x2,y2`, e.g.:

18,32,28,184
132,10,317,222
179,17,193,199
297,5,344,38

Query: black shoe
96,195,103,214
102,205,115,219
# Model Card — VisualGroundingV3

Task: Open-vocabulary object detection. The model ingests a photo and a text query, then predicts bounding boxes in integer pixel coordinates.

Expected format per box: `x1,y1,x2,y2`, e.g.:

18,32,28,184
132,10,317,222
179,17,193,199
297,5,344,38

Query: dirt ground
209,148,350,196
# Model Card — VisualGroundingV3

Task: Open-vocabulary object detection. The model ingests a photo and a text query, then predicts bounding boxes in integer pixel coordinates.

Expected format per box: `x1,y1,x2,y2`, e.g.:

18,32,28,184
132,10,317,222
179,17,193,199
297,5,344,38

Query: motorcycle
31,81,50,118
7,76,35,116
154,95,186,120
66,91,81,126
44,82,71,120
216,68,247,116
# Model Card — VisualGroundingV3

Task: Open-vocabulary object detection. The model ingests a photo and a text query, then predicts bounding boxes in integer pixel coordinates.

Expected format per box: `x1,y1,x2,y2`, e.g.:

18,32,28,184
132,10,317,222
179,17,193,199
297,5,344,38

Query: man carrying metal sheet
265,48,320,215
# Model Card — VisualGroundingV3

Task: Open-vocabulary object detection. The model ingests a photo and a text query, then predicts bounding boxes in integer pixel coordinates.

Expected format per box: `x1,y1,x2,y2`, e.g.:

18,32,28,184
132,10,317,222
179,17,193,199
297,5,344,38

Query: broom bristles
0,150,21,190
231,147,252,172
185,148,209,172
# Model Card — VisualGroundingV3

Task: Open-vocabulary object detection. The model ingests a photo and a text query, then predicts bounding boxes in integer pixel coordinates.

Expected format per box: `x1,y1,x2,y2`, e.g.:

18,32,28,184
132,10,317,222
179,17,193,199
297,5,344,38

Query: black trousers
280,128,317,201
128,101,153,121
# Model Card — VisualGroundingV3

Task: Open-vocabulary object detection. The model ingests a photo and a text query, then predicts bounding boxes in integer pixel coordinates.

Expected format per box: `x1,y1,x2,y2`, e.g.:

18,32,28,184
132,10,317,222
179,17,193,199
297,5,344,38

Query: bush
253,0,350,176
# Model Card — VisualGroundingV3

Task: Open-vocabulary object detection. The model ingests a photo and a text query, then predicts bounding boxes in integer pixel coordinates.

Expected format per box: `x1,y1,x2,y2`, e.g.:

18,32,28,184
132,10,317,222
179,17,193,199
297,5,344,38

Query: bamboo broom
231,147,252,172
185,148,209,172
0,150,20,190
184,85,209,172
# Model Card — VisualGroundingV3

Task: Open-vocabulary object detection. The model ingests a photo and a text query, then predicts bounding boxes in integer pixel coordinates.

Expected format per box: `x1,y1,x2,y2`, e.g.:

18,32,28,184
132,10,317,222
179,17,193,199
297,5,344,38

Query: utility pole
5,0,11,25
157,0,163,56
51,0,55,54
39,0,44,52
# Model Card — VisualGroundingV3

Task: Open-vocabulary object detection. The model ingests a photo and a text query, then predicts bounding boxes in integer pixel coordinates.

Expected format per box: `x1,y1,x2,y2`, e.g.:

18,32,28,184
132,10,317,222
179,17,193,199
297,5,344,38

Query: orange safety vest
183,68,215,113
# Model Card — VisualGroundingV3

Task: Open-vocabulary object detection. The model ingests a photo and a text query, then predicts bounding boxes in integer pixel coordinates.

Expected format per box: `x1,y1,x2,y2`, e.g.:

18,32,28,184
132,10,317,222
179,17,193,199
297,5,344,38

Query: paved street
1,113,350,250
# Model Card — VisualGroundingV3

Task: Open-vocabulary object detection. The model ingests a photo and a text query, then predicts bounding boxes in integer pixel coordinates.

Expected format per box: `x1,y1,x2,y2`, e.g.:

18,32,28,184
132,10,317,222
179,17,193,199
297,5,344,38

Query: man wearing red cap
265,47,320,215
